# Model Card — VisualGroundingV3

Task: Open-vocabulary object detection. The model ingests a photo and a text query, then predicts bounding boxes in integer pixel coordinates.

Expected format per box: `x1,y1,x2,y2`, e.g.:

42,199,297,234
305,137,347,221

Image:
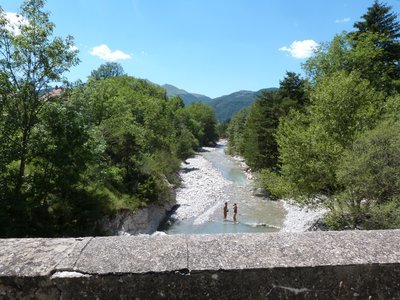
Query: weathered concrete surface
187,230,400,270
0,238,91,277
72,235,188,274
1,230,400,299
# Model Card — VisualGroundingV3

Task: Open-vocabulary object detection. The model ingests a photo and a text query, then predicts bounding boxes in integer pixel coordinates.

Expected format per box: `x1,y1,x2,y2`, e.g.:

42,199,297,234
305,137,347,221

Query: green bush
325,195,400,230
326,121,400,229
259,169,295,200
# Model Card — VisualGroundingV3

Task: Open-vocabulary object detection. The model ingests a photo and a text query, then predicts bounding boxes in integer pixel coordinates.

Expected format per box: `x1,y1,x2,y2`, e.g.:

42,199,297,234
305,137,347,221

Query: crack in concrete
72,237,93,269
53,237,93,274
266,284,331,297
273,284,312,295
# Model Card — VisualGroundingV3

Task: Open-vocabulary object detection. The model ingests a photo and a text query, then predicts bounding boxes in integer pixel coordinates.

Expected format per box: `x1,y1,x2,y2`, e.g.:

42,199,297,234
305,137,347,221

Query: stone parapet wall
1,230,400,299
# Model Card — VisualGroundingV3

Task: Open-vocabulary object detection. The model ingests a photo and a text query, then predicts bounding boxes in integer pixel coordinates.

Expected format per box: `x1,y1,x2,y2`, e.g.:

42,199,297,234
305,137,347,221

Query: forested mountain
163,84,278,122
209,88,277,122
162,84,212,105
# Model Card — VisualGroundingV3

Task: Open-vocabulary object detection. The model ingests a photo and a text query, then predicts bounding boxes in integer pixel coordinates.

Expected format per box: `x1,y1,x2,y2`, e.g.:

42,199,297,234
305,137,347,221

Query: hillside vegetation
0,1,218,237
227,1,400,230
164,84,278,122
209,89,277,122
162,84,212,105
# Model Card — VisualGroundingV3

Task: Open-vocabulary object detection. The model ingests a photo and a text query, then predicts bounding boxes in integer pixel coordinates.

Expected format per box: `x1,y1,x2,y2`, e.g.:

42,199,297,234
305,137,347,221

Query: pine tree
353,1,400,39
278,72,307,106
351,1,400,93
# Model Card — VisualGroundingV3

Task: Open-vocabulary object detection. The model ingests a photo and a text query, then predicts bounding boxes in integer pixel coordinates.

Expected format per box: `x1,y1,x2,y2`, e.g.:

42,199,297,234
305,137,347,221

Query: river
161,141,289,234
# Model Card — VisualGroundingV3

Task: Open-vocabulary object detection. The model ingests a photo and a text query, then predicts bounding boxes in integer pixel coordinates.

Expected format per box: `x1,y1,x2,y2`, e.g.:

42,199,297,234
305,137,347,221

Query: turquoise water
162,143,286,234
204,144,248,184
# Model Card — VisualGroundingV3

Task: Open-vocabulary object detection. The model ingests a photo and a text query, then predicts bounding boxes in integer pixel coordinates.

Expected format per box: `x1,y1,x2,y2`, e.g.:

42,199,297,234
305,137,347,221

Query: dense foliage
90,62,126,80
0,1,218,237
227,71,307,171
227,1,400,230
209,90,265,122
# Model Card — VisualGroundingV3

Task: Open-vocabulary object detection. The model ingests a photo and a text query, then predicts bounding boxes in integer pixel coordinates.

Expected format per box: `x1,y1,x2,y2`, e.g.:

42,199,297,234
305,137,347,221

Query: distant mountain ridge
162,84,212,105
163,84,277,122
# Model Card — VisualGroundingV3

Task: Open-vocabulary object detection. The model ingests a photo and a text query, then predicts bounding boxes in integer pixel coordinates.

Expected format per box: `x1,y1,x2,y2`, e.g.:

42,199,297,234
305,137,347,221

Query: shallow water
161,142,287,234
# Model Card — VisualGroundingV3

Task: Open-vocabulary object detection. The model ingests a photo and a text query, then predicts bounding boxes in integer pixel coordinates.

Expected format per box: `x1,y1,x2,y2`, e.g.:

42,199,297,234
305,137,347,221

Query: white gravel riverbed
172,152,232,225
173,146,327,232
280,200,328,232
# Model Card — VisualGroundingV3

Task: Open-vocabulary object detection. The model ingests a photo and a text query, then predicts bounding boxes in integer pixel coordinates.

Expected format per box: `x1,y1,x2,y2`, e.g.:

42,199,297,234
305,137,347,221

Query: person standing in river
223,202,229,220
233,203,237,222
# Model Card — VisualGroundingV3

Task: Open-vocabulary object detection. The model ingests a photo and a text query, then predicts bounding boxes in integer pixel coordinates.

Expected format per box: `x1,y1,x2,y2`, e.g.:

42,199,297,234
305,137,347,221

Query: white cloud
4,12,29,35
69,45,79,52
90,44,131,62
279,40,319,59
335,17,351,23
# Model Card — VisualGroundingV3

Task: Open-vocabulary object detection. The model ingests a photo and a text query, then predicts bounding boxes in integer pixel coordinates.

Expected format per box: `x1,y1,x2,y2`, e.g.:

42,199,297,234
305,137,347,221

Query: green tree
309,71,383,147
278,71,308,106
274,71,383,199
351,1,400,93
262,2,400,230
183,103,218,146
26,99,107,236
227,73,305,172
227,108,248,155
90,62,126,80
0,1,223,237
0,0,78,227
303,32,396,93
274,110,341,198
243,91,282,170
80,76,173,201
164,96,197,160
354,1,400,35
337,121,400,205
216,121,229,139
242,85,298,171
352,1,400,53
305,1,400,94
327,121,400,229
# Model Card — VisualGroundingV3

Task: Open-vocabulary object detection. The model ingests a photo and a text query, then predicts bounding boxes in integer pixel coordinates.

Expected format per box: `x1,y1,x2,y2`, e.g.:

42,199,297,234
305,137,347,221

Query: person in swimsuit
233,203,237,222
223,202,228,220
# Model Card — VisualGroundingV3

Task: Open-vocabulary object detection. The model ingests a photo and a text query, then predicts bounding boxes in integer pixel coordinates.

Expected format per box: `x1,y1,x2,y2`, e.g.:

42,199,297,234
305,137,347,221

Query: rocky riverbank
103,141,327,235
226,142,327,231
100,181,177,235
280,200,328,232
101,200,176,236
171,152,231,225
171,142,327,232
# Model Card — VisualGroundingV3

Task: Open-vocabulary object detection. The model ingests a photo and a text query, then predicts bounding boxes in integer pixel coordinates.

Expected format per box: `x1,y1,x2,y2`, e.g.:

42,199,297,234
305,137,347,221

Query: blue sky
2,0,400,98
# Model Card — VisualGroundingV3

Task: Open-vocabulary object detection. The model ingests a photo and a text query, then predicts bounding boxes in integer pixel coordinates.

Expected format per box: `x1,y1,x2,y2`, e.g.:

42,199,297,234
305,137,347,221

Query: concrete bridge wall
1,230,400,299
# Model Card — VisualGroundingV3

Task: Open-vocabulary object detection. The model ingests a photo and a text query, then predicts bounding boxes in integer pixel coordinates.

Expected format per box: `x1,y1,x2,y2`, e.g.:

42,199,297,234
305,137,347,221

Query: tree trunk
15,129,29,196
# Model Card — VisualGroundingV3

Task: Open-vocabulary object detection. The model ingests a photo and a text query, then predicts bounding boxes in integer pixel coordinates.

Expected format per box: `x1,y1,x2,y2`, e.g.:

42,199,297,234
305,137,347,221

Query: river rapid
161,140,326,235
